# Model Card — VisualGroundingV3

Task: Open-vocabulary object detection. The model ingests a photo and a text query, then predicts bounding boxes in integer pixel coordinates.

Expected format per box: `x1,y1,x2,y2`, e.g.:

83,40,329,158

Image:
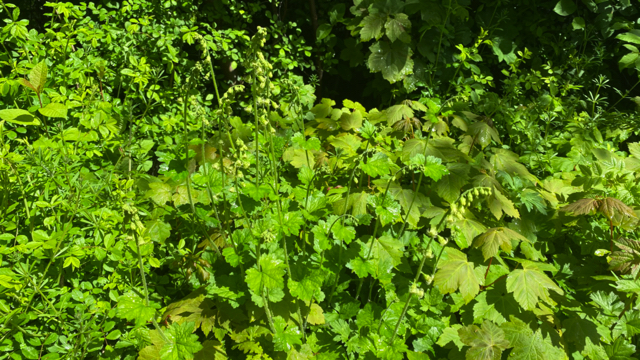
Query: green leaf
437,324,465,350
387,103,414,124
506,262,563,311
453,218,487,250
604,336,636,360
488,188,520,220
502,317,565,360
421,155,448,181
29,61,48,94
316,23,332,40
116,292,159,327
572,17,585,30
610,238,640,278
291,133,321,151
143,219,172,244
361,152,391,177
288,269,323,302
490,149,537,185
369,233,404,266
307,303,325,325
245,253,286,293
619,52,640,70
553,0,577,16
436,163,471,203
310,98,335,118
370,193,401,227
385,13,411,43
360,13,386,41
339,109,363,131
458,320,510,360
38,102,68,118
329,133,362,155
272,316,303,351
161,322,203,360
629,142,640,159
474,227,528,261
617,31,640,45
0,109,39,125
147,182,173,205
333,191,369,217
562,316,600,351
434,247,483,303
368,40,413,83
520,189,547,215
193,340,227,360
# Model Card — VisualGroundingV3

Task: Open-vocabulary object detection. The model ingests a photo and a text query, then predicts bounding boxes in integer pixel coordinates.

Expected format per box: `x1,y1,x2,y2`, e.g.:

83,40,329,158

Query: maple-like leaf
599,197,636,219
116,292,160,326
561,197,636,219
245,253,286,293
272,316,303,351
458,320,510,360
501,316,565,360
506,262,563,311
473,227,529,261
434,247,483,303
610,238,640,278
161,322,203,360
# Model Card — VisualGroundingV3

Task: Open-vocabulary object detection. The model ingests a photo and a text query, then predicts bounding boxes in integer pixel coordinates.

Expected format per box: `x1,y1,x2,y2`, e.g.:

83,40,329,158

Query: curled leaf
610,238,640,278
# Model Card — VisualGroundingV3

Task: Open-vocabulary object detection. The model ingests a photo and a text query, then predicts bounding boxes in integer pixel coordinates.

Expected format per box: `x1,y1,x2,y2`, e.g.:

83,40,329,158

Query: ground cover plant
2,0,640,359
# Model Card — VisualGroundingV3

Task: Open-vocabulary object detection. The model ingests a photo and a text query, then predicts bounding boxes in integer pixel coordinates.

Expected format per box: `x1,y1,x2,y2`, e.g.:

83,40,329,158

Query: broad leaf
116,292,159,326
610,238,640,278
361,152,391,177
506,262,563,311
360,13,386,41
385,13,411,43
553,0,577,16
474,227,528,261
29,61,48,94
273,316,303,351
245,253,286,293
458,320,510,360
434,247,483,303
161,322,203,360
38,103,68,118
502,317,565,360
0,108,39,125
368,40,413,83
147,182,173,205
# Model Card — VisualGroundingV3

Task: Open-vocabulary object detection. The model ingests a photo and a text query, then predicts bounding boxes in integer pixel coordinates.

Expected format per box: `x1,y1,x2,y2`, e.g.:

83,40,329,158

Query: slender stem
183,83,221,256
388,238,435,345
262,288,276,333
608,78,640,111
134,233,169,343
326,141,373,305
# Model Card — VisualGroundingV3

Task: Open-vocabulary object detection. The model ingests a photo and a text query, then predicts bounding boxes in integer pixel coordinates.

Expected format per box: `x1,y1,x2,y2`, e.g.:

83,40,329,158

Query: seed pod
409,284,419,295
423,274,433,285
460,198,467,207
428,227,438,238
438,236,448,245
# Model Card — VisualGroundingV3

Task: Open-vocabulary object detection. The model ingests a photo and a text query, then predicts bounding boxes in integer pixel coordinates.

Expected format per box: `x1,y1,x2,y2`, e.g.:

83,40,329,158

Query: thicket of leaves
2,0,640,360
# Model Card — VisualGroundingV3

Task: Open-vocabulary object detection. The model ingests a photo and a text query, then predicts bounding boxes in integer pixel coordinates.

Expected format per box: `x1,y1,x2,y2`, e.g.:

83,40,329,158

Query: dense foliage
2,0,640,359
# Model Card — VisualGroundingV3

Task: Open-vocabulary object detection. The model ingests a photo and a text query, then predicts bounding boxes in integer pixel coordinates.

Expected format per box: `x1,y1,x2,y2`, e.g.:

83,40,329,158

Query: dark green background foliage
2,0,640,359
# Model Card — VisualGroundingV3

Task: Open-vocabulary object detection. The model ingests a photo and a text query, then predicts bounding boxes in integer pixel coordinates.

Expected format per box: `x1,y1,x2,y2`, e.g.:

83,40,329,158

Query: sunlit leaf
506,262,563,311
610,238,640,278
458,320,510,360
434,247,483,303
474,227,529,261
